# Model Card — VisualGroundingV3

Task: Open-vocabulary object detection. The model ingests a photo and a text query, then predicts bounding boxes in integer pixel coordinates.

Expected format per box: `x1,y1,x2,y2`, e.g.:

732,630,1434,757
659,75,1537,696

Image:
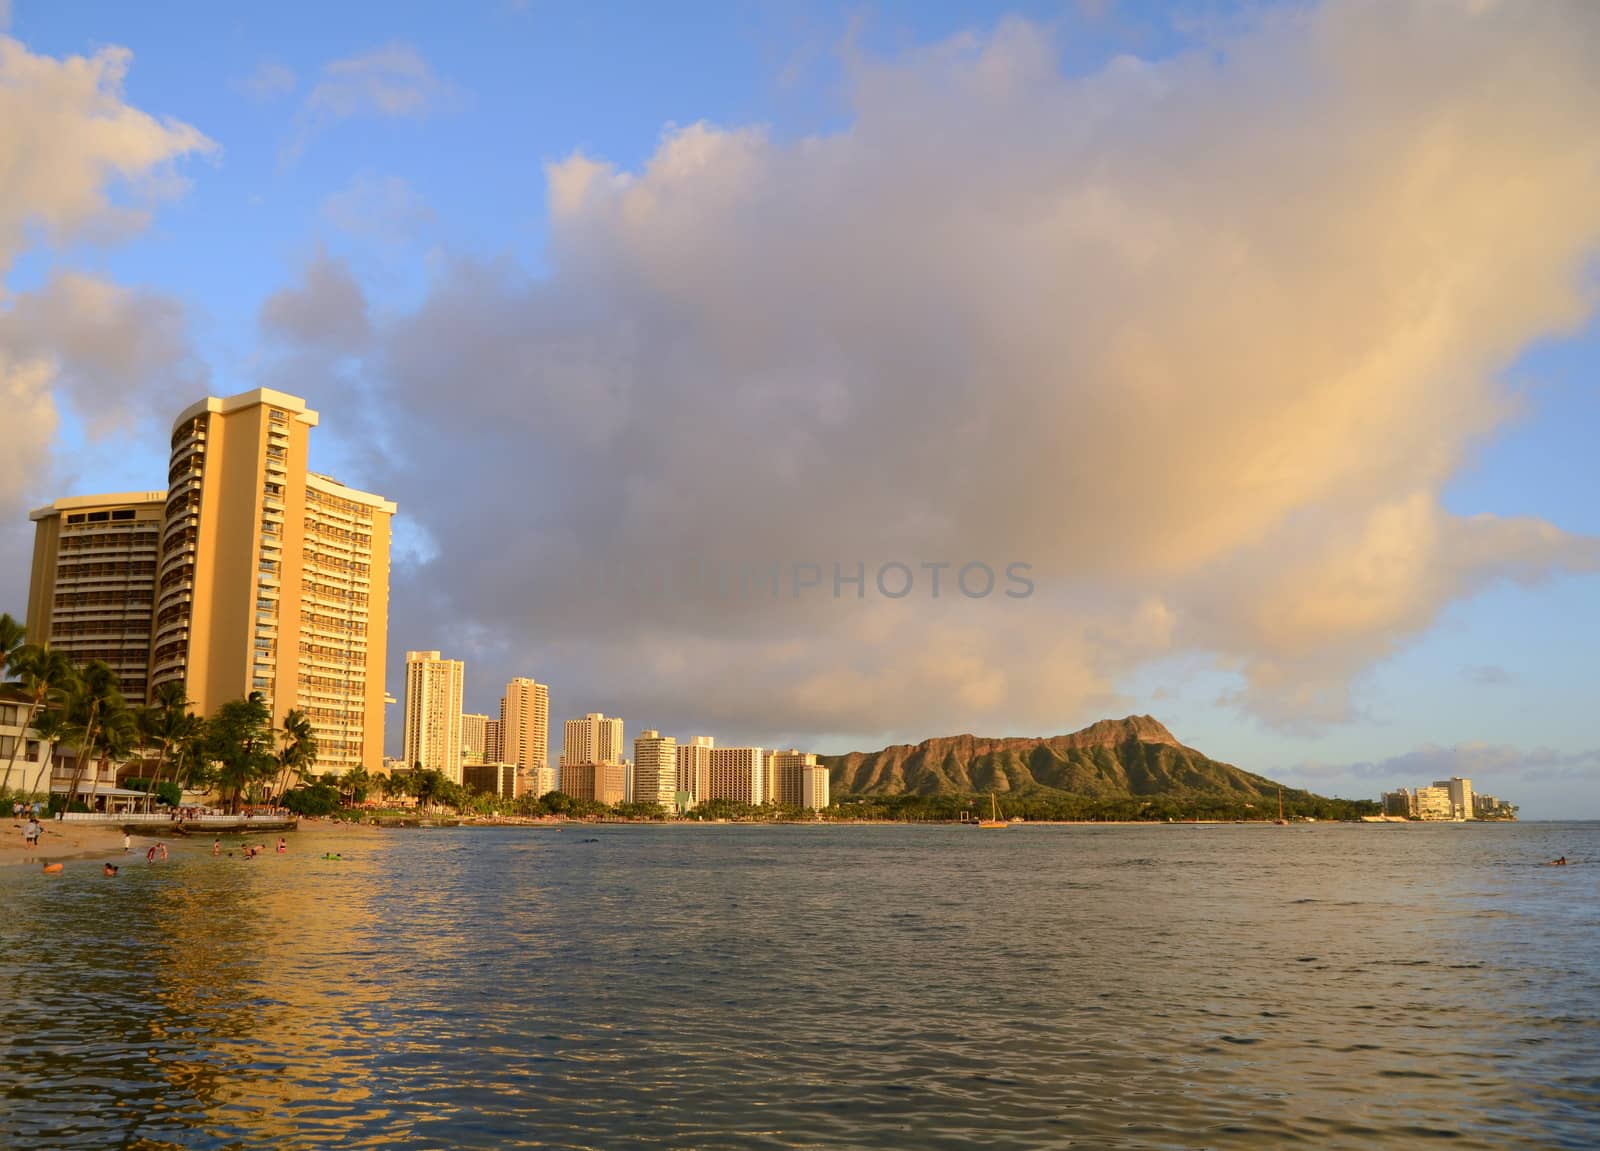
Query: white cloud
281,1,1600,743
0,36,209,610
321,173,433,247
283,43,445,163
236,59,297,102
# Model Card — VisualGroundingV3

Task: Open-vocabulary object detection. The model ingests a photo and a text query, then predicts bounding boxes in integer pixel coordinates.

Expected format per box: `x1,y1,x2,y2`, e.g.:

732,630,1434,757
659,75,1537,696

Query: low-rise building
562,761,626,805
463,761,518,799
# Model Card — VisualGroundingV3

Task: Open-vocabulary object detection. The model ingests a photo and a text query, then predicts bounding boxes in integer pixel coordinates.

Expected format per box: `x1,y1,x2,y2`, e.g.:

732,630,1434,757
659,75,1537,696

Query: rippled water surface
3,821,1597,1149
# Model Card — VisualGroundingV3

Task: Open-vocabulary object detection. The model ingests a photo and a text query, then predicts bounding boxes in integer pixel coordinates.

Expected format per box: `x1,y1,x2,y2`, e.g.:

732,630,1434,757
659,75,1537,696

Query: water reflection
1,822,1596,1149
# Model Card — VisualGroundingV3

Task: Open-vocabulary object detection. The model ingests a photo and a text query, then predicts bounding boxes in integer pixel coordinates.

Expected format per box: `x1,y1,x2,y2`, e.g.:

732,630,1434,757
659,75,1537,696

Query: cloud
300,2,1600,745
1312,744,1600,786
1,272,207,433
0,36,208,611
281,43,445,164
1463,664,1516,687
236,59,297,102
259,249,371,353
0,36,213,273
321,173,433,247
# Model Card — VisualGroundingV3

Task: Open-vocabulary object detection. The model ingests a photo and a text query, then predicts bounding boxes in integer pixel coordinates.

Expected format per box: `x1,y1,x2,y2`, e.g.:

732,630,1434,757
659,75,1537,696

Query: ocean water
1,821,1596,1149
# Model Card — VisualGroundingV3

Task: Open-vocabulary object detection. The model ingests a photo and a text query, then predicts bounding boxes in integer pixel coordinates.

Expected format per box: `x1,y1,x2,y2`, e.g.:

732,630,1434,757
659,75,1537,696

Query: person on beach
124,833,132,853
24,818,40,848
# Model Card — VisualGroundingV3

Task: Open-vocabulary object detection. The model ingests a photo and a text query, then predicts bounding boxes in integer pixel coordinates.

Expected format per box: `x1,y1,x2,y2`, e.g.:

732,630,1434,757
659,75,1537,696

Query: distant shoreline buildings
1381,777,1516,820
399,665,830,811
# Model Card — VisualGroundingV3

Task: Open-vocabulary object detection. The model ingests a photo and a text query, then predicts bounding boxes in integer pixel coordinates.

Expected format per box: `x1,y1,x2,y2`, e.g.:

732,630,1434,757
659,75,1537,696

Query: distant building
562,713,625,769
706,746,765,805
1382,790,1416,818
1435,777,1474,821
484,718,502,764
1414,785,1453,820
460,712,490,766
500,678,550,795
802,764,830,811
676,736,714,810
403,651,466,781
769,749,819,807
633,730,678,809
562,761,626,805
463,761,518,799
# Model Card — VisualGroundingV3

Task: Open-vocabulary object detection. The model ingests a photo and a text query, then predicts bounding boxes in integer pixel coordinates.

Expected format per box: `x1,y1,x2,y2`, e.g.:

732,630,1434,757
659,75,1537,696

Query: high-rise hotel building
27,493,166,701
561,713,624,768
633,730,678,809
26,388,395,775
403,651,466,781
501,677,551,796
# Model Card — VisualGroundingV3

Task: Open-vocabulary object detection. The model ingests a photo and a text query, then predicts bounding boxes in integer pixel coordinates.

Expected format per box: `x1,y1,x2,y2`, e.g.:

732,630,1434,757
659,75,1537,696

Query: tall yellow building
500,677,551,796
26,493,166,701
25,387,395,776
403,650,465,781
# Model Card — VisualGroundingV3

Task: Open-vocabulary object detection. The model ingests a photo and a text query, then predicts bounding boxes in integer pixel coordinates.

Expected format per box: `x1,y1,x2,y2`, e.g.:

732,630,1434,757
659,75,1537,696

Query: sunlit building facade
26,493,166,701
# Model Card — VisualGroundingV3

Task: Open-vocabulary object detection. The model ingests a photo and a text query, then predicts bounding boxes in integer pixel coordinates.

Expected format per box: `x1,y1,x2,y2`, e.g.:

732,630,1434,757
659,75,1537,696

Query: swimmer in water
104,863,119,876
1553,856,1568,866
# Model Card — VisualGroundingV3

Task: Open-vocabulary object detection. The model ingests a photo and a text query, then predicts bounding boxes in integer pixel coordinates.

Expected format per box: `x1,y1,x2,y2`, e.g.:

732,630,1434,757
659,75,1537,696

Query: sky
2,0,1598,818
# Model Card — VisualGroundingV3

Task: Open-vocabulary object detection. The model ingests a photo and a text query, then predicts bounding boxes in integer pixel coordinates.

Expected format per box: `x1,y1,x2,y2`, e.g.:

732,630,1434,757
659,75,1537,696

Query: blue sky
4,0,1598,817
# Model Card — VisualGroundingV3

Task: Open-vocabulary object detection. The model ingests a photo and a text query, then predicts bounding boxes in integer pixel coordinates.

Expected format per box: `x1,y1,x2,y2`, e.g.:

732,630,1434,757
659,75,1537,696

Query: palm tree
59,661,124,812
25,705,69,799
272,708,319,801
339,765,372,807
84,702,137,810
1,645,76,794
135,683,202,811
0,613,24,683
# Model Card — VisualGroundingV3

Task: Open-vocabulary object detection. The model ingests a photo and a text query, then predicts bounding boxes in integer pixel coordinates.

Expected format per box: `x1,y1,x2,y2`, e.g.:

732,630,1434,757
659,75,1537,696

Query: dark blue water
2,822,1596,1149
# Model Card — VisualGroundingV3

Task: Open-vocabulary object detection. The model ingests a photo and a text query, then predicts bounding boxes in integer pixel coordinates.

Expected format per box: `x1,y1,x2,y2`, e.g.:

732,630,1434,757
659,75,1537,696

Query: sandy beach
1,821,129,867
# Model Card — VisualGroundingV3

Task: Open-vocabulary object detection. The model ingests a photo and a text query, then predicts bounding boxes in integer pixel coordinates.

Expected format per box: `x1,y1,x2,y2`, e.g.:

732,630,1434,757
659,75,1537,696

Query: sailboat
978,792,1008,829
1275,788,1289,826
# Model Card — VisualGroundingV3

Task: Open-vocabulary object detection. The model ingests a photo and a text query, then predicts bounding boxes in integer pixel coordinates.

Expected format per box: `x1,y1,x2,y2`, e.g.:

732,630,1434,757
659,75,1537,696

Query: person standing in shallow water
212,838,221,856
276,837,287,854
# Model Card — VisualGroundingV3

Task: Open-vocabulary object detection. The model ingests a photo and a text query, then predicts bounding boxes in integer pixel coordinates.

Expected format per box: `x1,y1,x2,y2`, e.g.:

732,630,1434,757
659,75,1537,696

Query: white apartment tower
1437,777,1474,821
633,730,678,810
403,650,465,782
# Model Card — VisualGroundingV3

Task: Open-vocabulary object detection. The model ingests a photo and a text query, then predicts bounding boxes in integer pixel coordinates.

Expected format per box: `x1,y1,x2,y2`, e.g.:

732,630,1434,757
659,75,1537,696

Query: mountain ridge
821,715,1284,799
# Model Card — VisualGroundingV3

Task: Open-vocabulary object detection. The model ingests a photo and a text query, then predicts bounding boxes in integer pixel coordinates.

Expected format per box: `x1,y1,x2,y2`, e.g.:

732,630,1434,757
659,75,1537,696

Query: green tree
338,765,371,806
134,682,203,812
273,709,319,800
1,644,77,794
0,612,24,682
59,661,126,810
24,705,69,798
206,693,277,813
